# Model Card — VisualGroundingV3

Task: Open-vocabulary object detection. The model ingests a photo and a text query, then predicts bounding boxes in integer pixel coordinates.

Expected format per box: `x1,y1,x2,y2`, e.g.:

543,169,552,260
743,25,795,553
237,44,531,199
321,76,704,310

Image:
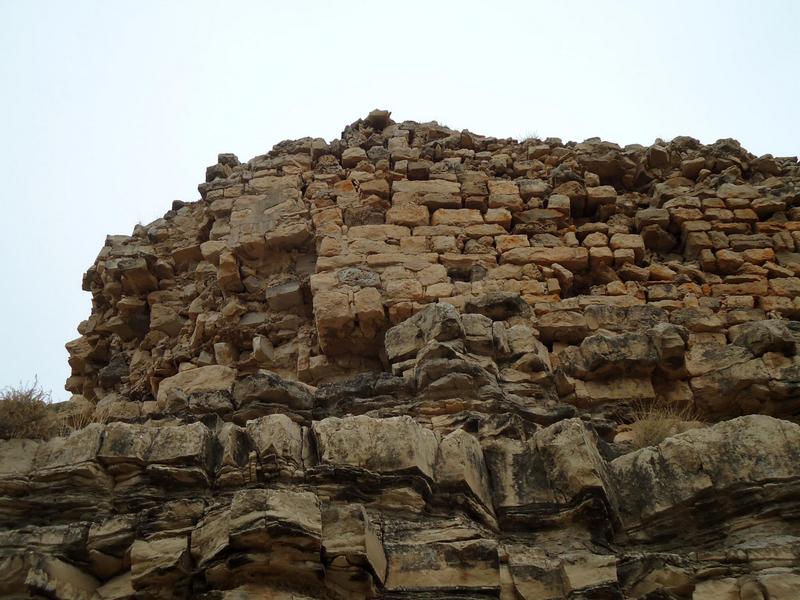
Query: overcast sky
1,0,798,401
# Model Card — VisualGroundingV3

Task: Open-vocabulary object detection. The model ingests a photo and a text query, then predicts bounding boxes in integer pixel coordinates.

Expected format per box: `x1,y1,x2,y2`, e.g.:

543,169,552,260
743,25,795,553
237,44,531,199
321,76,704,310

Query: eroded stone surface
5,111,800,598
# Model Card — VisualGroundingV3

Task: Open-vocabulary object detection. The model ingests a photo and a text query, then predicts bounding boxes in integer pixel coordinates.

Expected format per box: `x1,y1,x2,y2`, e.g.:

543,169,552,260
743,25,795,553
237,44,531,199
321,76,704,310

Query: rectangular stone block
265,281,304,310
393,180,461,195
431,208,484,226
501,247,589,272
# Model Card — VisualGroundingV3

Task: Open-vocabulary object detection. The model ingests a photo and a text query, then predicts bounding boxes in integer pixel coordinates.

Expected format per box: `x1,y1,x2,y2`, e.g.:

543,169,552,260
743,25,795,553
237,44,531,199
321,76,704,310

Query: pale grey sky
1,0,798,400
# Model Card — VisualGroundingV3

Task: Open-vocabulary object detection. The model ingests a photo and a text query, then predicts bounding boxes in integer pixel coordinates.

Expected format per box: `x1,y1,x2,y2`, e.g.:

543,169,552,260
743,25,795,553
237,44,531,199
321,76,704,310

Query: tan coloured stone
386,202,429,226
245,414,303,475
149,304,185,337
495,234,529,253
573,377,656,406
484,207,512,229
385,539,499,592
609,233,645,262
314,415,438,478
434,429,493,509
157,365,236,406
581,231,608,248
42,113,800,600
348,224,411,240
393,179,461,195
502,246,588,271
25,555,99,600
313,290,355,350
537,310,590,343
322,503,387,590
228,488,321,555
488,193,524,211
265,281,304,311
366,252,438,270
431,208,484,226
547,193,572,215
717,183,759,199
130,537,191,592
341,147,367,168
589,246,614,267
353,286,386,337
770,277,800,297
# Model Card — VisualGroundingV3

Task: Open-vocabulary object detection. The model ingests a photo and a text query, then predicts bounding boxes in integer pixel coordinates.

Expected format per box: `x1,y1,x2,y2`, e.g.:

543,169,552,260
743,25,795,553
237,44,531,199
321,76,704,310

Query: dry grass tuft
55,403,111,437
0,378,56,440
628,399,704,449
0,380,112,440
520,130,540,142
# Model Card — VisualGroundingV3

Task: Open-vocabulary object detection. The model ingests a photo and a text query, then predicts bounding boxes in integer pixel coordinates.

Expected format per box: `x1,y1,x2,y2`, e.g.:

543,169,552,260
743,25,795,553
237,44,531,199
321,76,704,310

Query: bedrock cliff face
3,111,800,598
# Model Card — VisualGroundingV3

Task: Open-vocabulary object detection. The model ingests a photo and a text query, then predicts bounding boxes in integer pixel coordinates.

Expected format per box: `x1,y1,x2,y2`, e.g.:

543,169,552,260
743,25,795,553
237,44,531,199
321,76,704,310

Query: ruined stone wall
66,110,800,422
2,111,800,598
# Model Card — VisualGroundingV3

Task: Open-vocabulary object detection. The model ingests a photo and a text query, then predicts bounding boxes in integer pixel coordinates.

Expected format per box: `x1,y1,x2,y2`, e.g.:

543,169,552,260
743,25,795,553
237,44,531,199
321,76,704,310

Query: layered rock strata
2,111,800,598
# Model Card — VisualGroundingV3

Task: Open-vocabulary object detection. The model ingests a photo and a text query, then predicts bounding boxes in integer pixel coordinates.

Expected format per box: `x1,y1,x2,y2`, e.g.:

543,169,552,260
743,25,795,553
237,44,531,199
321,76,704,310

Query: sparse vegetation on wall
0,378,55,439
628,398,703,449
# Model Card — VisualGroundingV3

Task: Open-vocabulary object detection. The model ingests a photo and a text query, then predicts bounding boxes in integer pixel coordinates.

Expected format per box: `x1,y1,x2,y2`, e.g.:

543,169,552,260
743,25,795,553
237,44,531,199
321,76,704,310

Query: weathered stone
25,555,99,600
232,370,314,413
459,313,492,356
729,319,798,356
313,415,438,479
130,536,191,593
265,281,304,310
341,147,367,168
610,233,645,262
464,291,531,320
386,202,429,226
384,536,499,592
147,422,213,479
573,377,655,406
217,250,244,291
322,503,387,590
149,304,185,337
431,208,483,226
230,487,321,549
157,365,236,410
609,416,800,537
24,112,800,600
537,311,590,343
484,418,607,520
561,330,658,380
384,302,463,362
681,156,706,178
685,343,753,377
434,428,493,509
502,246,589,271
245,414,303,475
717,183,759,199
393,179,461,195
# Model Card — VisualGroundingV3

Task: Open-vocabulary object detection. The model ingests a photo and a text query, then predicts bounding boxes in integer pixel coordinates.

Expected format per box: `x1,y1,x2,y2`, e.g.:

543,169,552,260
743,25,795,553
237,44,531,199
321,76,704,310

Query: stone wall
1,110,800,598
66,110,800,422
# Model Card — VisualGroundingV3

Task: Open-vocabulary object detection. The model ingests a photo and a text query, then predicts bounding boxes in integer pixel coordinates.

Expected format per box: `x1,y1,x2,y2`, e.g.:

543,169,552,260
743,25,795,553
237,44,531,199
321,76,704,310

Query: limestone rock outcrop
2,111,800,598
